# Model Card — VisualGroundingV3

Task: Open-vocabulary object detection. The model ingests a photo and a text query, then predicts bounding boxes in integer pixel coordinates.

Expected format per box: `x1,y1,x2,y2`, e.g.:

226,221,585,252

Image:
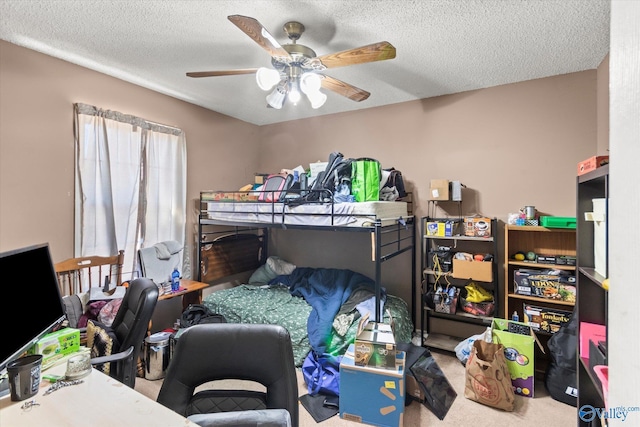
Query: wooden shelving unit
503,224,577,376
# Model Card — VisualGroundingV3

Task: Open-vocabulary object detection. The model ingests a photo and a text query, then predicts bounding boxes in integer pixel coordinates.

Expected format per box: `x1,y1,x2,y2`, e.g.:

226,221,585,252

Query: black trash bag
180,304,226,328
544,306,578,407
409,349,457,420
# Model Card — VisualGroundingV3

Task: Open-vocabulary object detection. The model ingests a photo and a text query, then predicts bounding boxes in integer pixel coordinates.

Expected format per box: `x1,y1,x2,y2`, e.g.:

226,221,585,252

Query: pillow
86,320,119,375
247,263,274,285
267,256,296,276
248,256,296,284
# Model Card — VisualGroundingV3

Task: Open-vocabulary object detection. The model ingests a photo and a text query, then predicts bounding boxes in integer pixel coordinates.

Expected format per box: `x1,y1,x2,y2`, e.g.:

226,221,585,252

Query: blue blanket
274,267,377,354
273,267,386,396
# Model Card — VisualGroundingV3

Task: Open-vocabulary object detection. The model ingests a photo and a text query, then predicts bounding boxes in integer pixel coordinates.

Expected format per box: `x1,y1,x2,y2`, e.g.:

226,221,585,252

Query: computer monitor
0,243,67,398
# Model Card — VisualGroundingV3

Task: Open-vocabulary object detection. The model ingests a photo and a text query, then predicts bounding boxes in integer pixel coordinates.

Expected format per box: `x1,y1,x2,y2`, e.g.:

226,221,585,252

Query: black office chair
157,323,299,427
86,277,158,388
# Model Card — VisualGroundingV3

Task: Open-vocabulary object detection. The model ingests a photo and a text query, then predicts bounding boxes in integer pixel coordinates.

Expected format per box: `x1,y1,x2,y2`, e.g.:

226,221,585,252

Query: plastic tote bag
351,158,380,202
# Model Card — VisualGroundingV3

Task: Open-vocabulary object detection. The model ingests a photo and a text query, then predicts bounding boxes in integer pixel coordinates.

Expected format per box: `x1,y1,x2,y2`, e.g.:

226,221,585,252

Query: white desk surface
0,362,198,426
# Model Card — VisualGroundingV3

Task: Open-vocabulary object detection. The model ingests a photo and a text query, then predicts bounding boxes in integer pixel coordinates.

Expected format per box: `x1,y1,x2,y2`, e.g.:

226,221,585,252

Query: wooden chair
55,250,125,296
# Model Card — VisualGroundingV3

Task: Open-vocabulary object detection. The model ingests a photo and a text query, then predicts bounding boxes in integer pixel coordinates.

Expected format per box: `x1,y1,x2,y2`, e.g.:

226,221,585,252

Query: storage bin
340,344,406,427
539,216,576,229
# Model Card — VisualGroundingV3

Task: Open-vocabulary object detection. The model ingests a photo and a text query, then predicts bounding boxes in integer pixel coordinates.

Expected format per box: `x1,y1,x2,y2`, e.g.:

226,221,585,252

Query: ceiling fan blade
321,75,370,102
228,15,292,60
186,69,258,78
317,41,396,69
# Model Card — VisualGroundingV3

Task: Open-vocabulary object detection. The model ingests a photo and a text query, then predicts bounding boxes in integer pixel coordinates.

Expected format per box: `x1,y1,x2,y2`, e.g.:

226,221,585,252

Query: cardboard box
464,217,492,237
535,254,577,266
426,222,444,236
28,327,80,365
340,344,406,427
577,155,609,176
522,304,572,334
426,221,457,237
254,173,269,185
452,259,493,282
355,320,397,370
405,374,425,402
428,179,449,201
491,319,543,398
513,269,576,302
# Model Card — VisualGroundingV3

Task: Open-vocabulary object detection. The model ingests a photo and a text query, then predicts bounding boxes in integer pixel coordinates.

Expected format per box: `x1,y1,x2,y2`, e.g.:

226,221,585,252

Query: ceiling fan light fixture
300,72,321,94
190,16,396,112
307,91,327,109
256,67,281,91
266,84,286,109
288,78,302,104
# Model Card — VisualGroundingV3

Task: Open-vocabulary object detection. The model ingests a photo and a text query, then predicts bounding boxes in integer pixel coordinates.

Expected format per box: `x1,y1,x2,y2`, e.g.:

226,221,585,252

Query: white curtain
73,103,188,279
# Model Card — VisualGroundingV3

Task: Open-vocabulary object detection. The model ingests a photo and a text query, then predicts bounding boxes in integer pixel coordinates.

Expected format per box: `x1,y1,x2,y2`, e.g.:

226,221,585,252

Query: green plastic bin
540,216,576,229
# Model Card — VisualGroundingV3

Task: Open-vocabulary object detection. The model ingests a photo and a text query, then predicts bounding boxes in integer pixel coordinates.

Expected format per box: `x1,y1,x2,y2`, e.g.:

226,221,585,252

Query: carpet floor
135,349,576,427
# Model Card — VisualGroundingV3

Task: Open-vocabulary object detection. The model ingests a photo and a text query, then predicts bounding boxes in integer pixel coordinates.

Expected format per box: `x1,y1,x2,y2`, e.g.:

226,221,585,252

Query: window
73,103,187,279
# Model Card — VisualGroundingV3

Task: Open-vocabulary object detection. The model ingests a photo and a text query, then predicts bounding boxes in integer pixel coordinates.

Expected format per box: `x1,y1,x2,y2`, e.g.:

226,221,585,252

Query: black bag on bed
382,167,407,200
303,152,353,202
180,304,227,328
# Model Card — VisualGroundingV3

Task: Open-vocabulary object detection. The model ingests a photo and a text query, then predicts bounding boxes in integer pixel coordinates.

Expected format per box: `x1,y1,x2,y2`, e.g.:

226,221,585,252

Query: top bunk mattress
202,199,409,227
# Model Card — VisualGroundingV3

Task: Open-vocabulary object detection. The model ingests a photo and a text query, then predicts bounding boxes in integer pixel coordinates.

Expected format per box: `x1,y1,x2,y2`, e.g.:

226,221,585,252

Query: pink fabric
98,299,123,327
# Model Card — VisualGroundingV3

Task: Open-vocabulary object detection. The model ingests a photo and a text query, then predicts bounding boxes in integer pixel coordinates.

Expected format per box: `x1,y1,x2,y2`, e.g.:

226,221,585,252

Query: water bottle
512,311,519,322
171,268,180,293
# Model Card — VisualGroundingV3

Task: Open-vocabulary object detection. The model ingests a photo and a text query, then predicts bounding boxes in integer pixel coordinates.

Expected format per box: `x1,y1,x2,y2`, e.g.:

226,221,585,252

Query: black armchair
87,277,158,388
157,323,299,427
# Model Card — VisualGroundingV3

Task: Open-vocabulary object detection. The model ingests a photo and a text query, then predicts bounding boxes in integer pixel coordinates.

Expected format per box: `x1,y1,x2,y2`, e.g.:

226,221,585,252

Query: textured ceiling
0,1,610,126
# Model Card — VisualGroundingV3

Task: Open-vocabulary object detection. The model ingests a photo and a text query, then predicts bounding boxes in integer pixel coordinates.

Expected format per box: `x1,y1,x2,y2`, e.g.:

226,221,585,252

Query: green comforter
203,283,413,367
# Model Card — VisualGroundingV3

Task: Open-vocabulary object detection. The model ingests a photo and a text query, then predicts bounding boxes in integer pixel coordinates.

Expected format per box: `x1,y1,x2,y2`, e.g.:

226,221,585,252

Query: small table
158,279,210,310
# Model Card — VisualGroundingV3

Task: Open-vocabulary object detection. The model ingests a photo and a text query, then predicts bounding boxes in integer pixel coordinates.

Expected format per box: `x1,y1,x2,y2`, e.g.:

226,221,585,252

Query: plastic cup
7,354,43,401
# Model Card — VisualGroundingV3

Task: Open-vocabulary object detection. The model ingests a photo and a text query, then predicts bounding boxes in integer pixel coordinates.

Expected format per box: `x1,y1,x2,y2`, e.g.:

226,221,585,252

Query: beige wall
597,53,610,155
0,40,260,268
1,40,601,319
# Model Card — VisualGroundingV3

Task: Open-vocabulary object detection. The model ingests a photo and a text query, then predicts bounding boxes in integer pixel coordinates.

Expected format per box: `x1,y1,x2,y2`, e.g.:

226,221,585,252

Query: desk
0,363,198,426
158,279,210,310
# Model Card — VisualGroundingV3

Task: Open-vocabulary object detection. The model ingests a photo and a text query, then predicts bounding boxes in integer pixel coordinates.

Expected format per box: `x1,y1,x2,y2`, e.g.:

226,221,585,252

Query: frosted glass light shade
256,67,281,91
266,85,286,109
307,91,327,109
300,73,322,94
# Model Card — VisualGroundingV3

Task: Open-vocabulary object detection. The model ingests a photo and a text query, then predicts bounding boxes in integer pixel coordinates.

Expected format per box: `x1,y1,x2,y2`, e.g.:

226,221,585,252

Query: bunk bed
196,190,416,368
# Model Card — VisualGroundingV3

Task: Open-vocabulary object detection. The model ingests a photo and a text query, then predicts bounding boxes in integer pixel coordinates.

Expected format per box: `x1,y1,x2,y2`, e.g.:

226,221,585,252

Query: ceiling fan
186,15,396,109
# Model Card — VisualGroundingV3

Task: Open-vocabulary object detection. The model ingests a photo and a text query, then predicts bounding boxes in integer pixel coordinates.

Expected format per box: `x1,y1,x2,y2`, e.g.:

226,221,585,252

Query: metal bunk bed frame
196,191,417,326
